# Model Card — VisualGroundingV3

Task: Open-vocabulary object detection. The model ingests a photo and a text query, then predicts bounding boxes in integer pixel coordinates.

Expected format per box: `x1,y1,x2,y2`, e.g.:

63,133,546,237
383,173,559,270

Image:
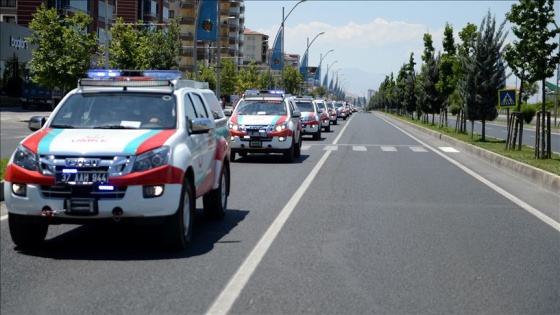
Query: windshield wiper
93,125,136,129
50,124,75,129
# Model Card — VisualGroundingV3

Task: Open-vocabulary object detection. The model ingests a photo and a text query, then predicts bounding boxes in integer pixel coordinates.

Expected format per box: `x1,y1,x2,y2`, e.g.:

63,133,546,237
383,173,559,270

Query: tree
283,66,302,95
458,11,508,141
456,23,478,133
27,4,97,94
403,53,417,118
506,0,560,158
436,23,458,126
219,58,237,98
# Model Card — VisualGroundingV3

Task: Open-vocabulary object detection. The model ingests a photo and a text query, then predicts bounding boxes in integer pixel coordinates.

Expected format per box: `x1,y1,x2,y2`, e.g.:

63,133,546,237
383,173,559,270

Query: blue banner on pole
299,51,308,76
270,28,283,70
196,0,218,41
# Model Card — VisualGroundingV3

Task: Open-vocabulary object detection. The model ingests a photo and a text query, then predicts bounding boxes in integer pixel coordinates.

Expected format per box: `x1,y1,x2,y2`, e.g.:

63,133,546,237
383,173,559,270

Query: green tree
459,11,508,141
107,17,140,69
220,58,237,98
27,4,97,93
506,0,559,158
403,53,417,118
283,66,302,95
436,22,458,126
198,63,216,91
456,23,478,133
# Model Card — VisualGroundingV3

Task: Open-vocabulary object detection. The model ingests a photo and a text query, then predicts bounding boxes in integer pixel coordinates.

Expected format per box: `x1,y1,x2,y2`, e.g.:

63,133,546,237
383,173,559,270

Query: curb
387,115,560,195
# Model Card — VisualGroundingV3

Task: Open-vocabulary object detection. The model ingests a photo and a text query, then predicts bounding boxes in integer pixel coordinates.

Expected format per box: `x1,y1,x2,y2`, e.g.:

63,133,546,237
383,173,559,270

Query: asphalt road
1,111,559,314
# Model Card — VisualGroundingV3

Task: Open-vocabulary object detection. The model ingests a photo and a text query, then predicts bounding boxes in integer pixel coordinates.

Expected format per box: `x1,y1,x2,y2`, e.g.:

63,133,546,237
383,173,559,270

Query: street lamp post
302,32,325,93
314,49,333,91
281,0,307,88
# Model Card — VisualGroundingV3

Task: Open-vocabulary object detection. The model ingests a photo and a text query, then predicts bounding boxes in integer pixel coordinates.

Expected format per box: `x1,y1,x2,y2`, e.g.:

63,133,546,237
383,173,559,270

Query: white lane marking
301,145,311,151
440,147,460,153
353,146,367,151
381,146,397,152
378,115,560,233
410,147,428,152
206,113,354,314
323,145,338,151
1,215,7,221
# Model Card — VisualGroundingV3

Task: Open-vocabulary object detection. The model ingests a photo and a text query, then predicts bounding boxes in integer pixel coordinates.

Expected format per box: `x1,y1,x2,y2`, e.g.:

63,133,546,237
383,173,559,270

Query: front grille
40,184,127,199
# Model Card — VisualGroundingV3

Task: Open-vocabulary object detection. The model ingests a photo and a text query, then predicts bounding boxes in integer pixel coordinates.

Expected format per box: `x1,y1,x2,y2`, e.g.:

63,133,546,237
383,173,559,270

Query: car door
183,92,213,192
187,91,216,193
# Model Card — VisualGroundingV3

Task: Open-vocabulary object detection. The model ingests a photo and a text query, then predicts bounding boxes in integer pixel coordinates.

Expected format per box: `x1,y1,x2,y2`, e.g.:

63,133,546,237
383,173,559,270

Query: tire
294,133,302,158
313,129,321,140
231,151,237,162
333,119,337,125
162,178,194,249
203,167,228,220
343,117,346,120
8,214,48,248
325,124,330,132
283,141,295,162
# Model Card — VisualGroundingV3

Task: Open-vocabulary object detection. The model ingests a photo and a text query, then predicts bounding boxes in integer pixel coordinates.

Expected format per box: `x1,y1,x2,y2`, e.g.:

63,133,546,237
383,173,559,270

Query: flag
313,62,321,87
196,0,218,41
328,76,333,91
299,50,308,77
270,27,283,70
322,70,328,87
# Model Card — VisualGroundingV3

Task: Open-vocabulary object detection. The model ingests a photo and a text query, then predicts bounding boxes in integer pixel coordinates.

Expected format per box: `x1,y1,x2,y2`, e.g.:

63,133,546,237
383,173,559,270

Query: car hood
21,128,177,156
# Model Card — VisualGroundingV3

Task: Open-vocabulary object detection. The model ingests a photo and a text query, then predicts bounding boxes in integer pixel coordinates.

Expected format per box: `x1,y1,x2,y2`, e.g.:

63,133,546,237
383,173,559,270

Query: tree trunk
541,79,547,158
481,119,486,141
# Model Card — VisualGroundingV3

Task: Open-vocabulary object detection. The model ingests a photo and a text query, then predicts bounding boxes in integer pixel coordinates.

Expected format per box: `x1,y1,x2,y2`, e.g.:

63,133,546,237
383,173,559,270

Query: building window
2,15,16,23
169,10,174,18
0,0,16,7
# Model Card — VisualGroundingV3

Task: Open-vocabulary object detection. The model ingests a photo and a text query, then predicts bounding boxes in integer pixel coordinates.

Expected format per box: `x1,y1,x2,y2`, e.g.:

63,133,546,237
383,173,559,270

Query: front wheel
283,141,295,162
203,167,228,220
162,178,194,249
9,214,48,248
294,133,302,158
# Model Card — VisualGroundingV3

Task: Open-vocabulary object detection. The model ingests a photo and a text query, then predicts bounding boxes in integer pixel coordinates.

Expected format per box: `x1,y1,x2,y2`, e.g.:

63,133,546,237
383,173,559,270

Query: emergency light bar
86,69,182,81
244,89,286,95
79,79,173,87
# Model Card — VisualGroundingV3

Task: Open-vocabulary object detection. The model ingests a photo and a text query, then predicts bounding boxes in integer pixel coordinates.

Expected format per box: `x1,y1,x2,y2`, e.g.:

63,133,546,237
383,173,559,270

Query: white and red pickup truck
3,70,231,249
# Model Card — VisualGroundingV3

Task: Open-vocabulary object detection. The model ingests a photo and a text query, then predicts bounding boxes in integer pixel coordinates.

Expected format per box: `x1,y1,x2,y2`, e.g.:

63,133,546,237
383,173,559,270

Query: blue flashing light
98,185,115,191
268,90,286,94
86,69,182,81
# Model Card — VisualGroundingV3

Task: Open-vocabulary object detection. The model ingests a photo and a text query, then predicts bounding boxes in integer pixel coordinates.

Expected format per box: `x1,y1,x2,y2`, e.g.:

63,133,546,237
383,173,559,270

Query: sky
243,0,560,99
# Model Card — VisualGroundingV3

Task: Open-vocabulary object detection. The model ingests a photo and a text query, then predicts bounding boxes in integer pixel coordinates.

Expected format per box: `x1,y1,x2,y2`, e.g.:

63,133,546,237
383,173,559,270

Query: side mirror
28,116,46,131
292,110,301,118
190,117,214,134
224,109,232,117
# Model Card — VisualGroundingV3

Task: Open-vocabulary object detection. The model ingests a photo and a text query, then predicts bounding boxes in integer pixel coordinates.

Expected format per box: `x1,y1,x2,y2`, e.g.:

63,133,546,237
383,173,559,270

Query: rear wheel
333,119,337,125
203,167,228,220
325,124,330,132
162,178,194,249
8,214,48,248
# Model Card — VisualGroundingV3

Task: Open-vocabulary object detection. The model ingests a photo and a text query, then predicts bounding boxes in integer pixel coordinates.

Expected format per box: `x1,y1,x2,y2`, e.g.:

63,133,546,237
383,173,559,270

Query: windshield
236,100,287,115
49,93,177,129
294,101,315,112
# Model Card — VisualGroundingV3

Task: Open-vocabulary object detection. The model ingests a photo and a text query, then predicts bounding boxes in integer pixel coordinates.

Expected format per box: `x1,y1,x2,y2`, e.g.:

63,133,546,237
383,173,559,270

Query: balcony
180,32,194,40
181,16,195,24
180,0,194,9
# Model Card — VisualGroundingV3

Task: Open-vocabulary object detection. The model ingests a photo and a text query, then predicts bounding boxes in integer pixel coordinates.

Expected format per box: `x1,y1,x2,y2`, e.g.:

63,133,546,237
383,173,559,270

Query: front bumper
4,181,182,222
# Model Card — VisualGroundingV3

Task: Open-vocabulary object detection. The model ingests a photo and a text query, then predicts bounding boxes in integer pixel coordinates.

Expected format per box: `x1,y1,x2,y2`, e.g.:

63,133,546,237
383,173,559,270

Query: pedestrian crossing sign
498,89,517,107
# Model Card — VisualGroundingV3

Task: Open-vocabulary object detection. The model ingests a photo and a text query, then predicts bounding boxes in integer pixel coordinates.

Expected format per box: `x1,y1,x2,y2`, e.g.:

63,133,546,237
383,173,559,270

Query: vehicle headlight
228,122,239,131
132,146,170,172
13,145,38,171
275,122,287,132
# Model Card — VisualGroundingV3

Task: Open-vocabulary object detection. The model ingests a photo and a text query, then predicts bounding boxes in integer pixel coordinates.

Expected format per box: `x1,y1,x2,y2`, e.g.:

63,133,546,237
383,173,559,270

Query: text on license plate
56,171,108,184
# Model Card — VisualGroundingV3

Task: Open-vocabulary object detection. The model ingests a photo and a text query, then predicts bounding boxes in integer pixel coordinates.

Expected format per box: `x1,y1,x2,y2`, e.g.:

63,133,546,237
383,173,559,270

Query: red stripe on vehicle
135,130,177,155
4,164,55,185
21,129,52,153
109,165,184,186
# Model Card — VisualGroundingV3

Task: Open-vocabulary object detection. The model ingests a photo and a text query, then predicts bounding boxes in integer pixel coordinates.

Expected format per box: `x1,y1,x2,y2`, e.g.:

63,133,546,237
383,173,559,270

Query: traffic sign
498,89,517,107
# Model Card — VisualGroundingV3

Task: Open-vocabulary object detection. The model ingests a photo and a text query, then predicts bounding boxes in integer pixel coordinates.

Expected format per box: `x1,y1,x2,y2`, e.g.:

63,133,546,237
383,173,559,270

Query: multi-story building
175,0,245,75
1,0,247,77
242,28,268,66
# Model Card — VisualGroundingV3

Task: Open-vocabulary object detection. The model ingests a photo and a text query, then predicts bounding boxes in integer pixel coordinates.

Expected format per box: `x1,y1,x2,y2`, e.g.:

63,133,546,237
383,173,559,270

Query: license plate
249,131,267,137
250,141,262,148
56,170,108,184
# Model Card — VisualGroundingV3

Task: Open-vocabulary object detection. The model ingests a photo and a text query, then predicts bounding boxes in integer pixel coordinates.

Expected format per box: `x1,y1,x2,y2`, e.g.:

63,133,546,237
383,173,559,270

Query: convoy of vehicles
292,96,322,140
4,70,231,250
225,90,303,162
5,72,357,250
